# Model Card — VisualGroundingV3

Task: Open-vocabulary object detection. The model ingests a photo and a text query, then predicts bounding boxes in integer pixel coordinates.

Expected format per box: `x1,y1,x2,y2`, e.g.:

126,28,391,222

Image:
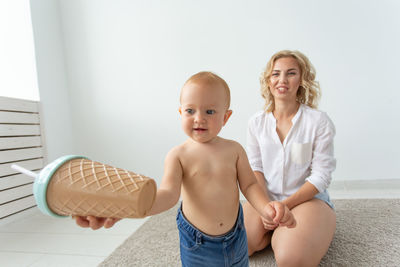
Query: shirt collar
291,103,303,124
267,103,303,124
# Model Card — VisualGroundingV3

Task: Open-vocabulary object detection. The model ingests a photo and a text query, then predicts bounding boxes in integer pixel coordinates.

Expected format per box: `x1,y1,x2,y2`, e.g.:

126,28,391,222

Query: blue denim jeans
176,203,249,267
314,190,335,209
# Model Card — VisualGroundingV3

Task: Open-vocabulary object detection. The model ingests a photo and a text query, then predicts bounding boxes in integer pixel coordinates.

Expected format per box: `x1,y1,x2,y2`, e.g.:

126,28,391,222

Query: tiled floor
0,179,399,267
0,210,149,267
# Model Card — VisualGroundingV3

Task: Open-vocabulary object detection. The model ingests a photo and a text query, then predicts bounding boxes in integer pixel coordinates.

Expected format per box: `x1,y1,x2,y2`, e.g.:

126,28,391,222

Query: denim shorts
314,190,334,209
176,203,249,267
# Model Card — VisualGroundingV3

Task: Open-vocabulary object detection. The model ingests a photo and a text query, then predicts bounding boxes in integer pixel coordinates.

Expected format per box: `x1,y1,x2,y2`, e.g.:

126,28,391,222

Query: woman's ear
223,110,233,125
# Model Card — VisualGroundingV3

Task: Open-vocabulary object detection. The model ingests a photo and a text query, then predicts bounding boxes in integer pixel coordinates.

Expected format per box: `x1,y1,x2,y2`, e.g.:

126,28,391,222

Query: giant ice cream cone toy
11,155,156,218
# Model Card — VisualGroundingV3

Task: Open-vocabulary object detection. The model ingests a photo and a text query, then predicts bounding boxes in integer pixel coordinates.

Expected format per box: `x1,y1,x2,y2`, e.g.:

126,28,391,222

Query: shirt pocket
290,142,312,165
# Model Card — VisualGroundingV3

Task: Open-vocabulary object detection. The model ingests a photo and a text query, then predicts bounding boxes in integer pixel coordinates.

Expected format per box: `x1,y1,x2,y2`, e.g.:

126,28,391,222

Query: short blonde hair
182,71,231,108
260,50,321,112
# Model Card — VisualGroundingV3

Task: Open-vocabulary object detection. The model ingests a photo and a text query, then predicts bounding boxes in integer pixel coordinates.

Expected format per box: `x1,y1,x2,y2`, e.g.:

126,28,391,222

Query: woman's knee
274,248,314,267
248,232,271,256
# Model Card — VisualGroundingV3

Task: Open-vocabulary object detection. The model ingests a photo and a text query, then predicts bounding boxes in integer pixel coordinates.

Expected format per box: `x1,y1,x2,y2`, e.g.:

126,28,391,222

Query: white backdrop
31,0,400,183
1,1,39,100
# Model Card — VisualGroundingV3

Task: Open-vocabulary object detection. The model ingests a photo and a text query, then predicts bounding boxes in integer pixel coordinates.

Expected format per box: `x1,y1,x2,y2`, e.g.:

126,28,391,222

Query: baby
147,71,295,266
75,71,296,266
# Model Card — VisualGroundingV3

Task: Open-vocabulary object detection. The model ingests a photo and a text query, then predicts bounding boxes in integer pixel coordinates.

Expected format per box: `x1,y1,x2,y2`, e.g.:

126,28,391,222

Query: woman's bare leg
271,199,336,267
243,201,272,256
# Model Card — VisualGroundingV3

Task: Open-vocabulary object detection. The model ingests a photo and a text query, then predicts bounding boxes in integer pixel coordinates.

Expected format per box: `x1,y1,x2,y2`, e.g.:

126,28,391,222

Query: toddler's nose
194,113,205,123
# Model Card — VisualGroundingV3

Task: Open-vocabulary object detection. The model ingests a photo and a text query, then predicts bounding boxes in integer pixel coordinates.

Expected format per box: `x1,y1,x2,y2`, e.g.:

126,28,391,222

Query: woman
243,50,336,266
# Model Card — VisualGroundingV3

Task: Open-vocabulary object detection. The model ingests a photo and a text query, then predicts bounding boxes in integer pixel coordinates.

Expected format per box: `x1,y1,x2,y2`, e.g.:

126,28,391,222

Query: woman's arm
282,181,318,210
285,113,336,210
305,113,336,193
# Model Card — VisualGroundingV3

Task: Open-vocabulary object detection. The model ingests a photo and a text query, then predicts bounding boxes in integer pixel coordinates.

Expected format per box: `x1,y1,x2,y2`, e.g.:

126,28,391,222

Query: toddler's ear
223,110,233,125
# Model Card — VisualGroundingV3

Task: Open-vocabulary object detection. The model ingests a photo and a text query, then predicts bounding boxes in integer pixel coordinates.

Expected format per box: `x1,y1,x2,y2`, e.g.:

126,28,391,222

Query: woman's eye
288,72,297,75
186,109,194,114
206,110,215,115
272,73,279,77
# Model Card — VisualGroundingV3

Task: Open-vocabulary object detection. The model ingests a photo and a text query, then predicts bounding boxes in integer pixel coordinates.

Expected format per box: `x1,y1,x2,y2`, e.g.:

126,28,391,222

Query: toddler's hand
262,202,279,230
73,216,120,230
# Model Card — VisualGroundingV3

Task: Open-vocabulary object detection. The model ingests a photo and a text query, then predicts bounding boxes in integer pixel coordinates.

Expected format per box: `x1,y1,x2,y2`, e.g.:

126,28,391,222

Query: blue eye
206,110,215,115
186,109,194,114
288,72,297,75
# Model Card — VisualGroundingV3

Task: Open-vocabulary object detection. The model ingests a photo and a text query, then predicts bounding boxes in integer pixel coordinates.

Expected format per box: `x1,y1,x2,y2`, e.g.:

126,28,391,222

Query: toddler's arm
236,143,296,228
147,147,183,216
73,147,183,229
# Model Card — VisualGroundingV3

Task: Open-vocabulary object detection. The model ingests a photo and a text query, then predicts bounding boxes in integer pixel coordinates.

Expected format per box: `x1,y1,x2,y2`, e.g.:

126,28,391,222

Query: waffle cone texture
45,158,156,218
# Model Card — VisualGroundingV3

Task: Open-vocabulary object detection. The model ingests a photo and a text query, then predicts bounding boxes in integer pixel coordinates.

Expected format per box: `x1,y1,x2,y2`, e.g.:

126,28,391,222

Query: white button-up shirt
246,104,336,201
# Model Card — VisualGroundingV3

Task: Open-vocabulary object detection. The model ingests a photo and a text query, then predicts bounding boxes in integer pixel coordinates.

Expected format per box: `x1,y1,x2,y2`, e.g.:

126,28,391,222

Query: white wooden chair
0,96,47,219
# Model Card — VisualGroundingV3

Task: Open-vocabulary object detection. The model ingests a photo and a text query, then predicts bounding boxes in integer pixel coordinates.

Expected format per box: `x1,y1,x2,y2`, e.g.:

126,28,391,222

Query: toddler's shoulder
166,144,185,159
220,138,245,152
219,137,241,145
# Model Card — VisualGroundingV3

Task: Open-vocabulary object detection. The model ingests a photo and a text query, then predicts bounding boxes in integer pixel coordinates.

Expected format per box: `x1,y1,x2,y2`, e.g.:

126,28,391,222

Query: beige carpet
100,199,400,267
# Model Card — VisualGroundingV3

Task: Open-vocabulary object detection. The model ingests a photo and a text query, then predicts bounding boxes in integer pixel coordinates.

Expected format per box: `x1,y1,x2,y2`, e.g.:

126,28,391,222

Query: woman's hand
73,216,120,230
262,201,296,230
261,216,279,230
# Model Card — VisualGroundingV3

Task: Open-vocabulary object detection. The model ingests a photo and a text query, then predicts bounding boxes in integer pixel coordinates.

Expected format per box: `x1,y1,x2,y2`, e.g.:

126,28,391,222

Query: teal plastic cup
33,155,87,218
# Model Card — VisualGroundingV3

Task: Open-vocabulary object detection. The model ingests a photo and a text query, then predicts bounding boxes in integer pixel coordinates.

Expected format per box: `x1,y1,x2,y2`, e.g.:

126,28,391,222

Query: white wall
0,1,39,101
30,0,75,161
33,0,400,183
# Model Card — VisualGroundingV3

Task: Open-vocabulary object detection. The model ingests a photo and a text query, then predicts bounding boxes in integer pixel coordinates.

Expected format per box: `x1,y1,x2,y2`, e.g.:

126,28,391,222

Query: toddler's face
179,81,231,143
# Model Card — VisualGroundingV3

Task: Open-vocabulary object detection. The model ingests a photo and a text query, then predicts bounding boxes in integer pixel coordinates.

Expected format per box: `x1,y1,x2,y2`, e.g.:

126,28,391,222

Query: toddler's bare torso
178,137,240,236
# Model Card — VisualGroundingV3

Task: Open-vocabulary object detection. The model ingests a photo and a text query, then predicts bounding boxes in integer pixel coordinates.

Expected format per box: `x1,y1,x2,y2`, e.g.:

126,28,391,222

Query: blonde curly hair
260,50,321,112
